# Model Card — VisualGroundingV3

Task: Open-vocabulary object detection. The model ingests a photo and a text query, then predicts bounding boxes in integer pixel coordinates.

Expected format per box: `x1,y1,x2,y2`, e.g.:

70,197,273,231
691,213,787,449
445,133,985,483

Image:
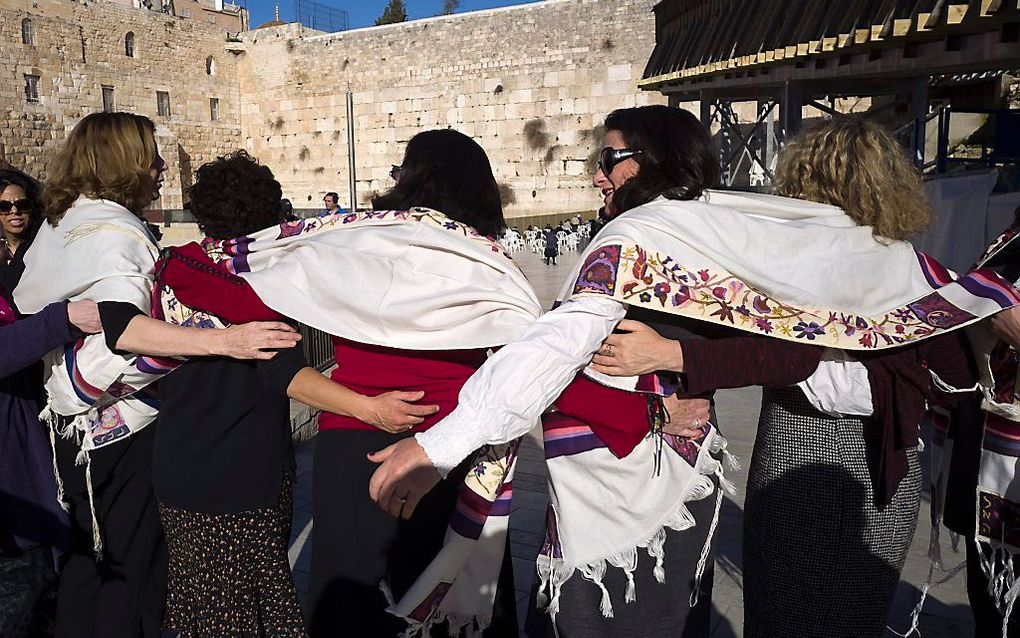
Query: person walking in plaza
13,112,301,638
586,118,991,638
0,169,43,292
543,226,558,265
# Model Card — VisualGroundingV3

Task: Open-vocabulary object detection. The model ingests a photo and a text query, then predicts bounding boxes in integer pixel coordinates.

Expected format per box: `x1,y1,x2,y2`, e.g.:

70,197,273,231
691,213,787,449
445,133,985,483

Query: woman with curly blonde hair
578,115,980,637
14,112,301,637
773,116,932,241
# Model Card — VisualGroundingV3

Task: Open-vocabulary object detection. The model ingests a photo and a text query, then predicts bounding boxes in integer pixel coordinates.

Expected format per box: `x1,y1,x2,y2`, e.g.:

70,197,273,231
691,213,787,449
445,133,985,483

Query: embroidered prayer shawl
951,223,1020,635
534,191,1020,624
13,197,172,455
12,197,175,556
198,208,542,635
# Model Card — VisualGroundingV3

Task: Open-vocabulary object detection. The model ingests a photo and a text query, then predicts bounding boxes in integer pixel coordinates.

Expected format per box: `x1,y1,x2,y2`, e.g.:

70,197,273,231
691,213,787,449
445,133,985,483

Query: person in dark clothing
153,151,436,637
0,294,99,637
0,169,43,293
543,226,558,265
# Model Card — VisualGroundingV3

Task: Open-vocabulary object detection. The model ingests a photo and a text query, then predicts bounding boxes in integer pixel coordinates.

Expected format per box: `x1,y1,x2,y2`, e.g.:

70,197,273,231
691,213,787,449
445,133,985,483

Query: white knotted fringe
888,557,966,637
538,432,732,622
42,406,70,512
81,450,103,559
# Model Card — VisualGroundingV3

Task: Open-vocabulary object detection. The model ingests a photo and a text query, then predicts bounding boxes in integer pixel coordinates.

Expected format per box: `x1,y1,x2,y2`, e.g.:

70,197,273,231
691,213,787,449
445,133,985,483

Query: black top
0,239,30,293
153,343,307,514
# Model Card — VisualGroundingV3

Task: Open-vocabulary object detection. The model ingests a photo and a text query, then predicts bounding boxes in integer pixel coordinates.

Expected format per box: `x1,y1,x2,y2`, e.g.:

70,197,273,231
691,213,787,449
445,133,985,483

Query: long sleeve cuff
415,404,487,478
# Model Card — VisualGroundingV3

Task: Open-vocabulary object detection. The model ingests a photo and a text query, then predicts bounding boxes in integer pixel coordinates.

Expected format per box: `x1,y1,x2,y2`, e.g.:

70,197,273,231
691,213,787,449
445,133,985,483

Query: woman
587,118,980,637
0,295,98,637
13,112,301,638
368,111,1017,637
543,226,558,265
0,169,43,292
151,151,442,637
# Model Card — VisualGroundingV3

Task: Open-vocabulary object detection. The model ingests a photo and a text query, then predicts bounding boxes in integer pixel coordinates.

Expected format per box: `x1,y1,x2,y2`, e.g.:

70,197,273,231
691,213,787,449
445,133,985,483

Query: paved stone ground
287,248,975,636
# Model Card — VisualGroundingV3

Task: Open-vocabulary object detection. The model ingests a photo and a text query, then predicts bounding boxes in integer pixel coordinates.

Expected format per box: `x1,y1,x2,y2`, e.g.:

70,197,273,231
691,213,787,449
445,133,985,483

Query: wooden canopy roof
642,0,1020,97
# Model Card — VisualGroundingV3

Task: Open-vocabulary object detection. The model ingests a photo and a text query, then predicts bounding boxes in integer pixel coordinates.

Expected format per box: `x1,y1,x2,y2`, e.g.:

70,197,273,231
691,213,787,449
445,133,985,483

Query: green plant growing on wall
497,182,516,206
440,0,460,15
298,146,310,161
523,119,549,150
375,0,407,26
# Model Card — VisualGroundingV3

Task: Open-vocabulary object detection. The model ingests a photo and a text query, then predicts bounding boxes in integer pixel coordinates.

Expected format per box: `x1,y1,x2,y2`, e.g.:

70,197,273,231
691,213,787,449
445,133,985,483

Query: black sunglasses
598,147,643,175
0,199,32,215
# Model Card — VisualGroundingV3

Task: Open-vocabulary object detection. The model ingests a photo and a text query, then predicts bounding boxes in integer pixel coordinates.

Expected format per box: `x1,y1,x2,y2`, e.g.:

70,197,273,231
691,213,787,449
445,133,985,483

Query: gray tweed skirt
743,387,921,638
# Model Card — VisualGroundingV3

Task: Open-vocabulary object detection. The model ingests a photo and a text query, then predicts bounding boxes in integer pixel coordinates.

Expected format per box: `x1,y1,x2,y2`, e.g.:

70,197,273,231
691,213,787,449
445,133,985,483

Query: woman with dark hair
0,168,43,292
370,106,730,636
151,151,443,636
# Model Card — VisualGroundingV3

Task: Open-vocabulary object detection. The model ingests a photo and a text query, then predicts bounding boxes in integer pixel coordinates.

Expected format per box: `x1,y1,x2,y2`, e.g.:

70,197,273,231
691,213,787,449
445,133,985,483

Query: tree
441,0,460,14
375,0,407,25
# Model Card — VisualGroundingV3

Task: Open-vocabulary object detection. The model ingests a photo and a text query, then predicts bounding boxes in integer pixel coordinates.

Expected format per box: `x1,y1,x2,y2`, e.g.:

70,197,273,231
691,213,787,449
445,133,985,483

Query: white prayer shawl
13,196,170,555
199,208,542,635
534,191,1020,623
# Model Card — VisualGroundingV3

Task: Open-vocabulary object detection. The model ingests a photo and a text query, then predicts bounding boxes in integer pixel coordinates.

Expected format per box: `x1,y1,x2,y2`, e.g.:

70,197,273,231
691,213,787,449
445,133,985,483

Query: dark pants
309,428,518,637
968,540,1020,637
53,426,166,638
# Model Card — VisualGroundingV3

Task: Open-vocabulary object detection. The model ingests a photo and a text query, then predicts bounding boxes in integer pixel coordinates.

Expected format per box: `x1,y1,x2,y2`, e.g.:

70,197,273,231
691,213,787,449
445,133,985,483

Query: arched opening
125,32,136,57
205,55,215,76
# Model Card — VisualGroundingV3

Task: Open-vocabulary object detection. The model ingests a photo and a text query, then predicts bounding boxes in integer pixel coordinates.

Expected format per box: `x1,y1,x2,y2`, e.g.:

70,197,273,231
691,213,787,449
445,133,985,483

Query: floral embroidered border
572,243,1020,350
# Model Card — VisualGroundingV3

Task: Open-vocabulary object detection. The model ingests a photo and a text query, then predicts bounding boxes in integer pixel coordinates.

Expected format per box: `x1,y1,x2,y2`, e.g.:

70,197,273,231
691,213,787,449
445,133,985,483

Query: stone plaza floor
286,248,975,637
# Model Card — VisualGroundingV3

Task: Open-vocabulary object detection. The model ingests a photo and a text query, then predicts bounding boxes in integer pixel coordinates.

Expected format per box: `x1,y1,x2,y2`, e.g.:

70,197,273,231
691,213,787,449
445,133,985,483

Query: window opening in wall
125,32,135,57
209,97,219,121
157,91,170,117
180,7,191,17
206,56,216,75
24,75,40,103
21,19,34,46
102,86,115,112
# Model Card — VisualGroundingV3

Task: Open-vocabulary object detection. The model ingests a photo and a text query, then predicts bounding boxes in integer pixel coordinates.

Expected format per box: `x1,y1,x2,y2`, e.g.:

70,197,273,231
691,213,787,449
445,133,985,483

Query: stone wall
0,0,242,209
237,0,665,217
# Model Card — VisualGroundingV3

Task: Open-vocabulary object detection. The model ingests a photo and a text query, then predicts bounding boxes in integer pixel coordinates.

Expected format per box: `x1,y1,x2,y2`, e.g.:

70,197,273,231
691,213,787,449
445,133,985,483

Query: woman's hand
991,306,1020,349
67,300,101,334
663,395,711,438
356,391,441,434
212,322,302,360
590,319,684,376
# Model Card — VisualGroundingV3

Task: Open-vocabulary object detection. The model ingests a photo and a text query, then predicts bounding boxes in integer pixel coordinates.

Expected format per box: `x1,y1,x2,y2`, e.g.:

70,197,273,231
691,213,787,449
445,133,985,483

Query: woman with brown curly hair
13,112,301,637
587,117,981,637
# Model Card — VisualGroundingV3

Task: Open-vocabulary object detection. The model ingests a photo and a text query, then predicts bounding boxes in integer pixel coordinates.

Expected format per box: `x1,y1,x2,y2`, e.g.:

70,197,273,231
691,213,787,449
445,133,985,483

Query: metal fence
300,323,335,372
294,0,348,33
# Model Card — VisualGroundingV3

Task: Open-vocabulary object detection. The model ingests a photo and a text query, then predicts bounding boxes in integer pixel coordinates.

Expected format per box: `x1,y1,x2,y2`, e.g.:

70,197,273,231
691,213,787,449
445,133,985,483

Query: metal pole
346,91,357,212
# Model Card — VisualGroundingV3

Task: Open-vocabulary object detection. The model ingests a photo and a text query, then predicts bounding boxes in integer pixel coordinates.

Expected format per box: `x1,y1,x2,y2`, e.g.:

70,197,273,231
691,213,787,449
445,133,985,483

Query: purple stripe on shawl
915,250,954,288
958,270,1019,309
450,508,484,540
135,356,178,375
544,432,606,459
490,488,513,518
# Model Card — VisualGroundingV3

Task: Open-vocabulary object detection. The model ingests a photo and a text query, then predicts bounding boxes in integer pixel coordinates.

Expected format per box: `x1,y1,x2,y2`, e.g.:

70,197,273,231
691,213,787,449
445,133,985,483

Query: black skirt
308,428,518,637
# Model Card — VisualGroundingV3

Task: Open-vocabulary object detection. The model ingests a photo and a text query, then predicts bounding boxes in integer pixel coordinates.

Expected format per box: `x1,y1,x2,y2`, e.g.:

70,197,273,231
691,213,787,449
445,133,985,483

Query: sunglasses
0,200,32,215
389,165,403,181
598,147,643,175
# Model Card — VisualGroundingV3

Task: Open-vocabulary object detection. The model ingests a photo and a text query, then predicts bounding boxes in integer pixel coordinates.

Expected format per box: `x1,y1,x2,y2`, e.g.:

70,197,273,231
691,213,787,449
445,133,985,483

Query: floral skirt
159,473,306,637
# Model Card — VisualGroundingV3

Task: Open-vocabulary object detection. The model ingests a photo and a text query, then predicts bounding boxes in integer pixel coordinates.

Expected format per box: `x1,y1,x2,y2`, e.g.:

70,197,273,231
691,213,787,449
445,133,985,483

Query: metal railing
299,323,335,372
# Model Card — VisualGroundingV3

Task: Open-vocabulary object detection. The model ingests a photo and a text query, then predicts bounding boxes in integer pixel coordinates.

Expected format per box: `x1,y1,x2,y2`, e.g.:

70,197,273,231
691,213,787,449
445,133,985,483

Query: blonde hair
43,112,158,225
773,117,931,241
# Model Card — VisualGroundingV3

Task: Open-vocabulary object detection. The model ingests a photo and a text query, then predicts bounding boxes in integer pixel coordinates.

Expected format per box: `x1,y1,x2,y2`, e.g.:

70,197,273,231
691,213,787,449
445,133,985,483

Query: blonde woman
587,117,978,637
13,112,299,637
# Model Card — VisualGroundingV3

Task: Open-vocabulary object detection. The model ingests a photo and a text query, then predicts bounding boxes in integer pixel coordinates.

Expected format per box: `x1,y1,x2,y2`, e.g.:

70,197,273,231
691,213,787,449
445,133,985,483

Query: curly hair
43,112,158,225
0,167,44,243
187,151,283,239
373,129,505,238
603,106,720,215
773,117,931,241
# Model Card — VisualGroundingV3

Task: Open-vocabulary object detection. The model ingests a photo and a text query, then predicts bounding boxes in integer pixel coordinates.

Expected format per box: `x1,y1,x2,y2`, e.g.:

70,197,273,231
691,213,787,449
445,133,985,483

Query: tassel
84,451,103,559
646,528,667,583
597,580,614,618
48,422,69,512
624,570,636,603
722,450,741,472
691,486,724,608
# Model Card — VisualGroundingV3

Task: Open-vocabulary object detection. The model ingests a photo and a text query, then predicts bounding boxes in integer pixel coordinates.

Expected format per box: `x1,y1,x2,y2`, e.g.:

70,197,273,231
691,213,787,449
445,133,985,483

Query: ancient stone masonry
2,0,662,217
0,0,242,209
237,0,664,217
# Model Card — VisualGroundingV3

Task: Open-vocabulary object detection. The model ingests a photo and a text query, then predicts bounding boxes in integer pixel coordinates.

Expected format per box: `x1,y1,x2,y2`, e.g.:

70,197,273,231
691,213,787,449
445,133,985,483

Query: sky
248,0,542,31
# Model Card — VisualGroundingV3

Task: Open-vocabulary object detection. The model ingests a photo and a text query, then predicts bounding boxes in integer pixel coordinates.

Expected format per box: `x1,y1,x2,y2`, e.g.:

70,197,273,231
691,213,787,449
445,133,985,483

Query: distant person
323,192,340,216
543,226,558,265
0,169,42,292
281,197,297,222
